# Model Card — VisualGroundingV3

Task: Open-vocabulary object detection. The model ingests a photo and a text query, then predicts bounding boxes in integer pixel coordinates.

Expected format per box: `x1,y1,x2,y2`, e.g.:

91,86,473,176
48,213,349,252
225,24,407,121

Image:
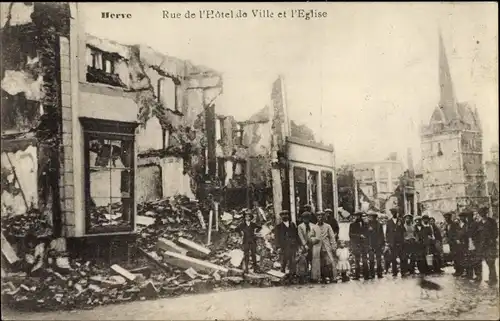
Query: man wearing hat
236,210,262,273
349,211,369,280
275,210,300,277
324,209,340,242
402,213,417,275
298,211,322,282
367,211,385,278
316,211,338,283
386,208,405,276
452,211,470,277
420,214,439,274
413,215,428,274
474,207,498,285
443,211,459,274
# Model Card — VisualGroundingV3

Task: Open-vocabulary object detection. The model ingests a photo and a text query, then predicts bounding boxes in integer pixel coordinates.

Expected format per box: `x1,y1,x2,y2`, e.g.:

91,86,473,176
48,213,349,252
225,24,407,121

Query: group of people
236,207,345,283
443,206,498,285
236,204,498,285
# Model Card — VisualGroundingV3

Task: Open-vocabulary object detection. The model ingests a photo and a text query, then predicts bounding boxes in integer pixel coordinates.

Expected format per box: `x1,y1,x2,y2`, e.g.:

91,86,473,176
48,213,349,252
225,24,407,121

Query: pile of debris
1,212,52,239
2,197,286,312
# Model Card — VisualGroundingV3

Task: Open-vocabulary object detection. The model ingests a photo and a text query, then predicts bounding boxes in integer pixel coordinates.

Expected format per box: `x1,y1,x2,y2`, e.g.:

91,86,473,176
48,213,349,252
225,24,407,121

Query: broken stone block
139,281,158,299
177,237,211,257
184,267,198,280
161,251,228,275
156,238,188,256
223,276,244,285
137,215,155,226
111,264,136,282
107,275,127,286
212,271,221,281
1,232,20,264
221,212,233,223
266,270,285,278
49,237,67,253
196,210,206,229
228,249,244,267
88,284,103,292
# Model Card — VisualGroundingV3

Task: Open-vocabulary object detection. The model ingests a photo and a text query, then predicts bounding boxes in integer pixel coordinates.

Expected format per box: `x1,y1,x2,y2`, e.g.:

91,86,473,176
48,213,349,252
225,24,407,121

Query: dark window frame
81,117,139,235
86,45,123,87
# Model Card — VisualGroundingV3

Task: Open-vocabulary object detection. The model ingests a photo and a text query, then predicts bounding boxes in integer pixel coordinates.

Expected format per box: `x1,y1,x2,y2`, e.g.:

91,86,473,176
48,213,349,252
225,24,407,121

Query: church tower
420,32,488,218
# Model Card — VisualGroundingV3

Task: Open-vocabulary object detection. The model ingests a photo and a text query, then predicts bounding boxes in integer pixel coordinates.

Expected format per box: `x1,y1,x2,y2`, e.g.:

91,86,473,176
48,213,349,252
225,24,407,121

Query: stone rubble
1,195,283,312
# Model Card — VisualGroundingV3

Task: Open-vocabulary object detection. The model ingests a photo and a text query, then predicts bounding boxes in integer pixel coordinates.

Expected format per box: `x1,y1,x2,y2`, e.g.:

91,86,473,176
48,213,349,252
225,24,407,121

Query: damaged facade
1,3,222,252
419,33,488,218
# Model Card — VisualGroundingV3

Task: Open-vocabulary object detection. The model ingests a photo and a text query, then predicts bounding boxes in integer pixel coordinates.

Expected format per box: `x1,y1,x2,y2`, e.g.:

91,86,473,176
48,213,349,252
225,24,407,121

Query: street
3,262,499,320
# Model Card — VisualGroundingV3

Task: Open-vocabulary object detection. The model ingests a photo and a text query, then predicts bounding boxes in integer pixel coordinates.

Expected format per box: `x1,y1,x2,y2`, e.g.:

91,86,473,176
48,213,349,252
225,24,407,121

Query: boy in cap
274,210,300,278
236,211,262,273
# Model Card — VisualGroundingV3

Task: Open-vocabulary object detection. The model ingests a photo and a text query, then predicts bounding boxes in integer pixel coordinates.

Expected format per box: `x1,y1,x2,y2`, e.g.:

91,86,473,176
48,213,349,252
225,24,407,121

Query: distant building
351,154,404,210
419,32,488,219
485,145,499,219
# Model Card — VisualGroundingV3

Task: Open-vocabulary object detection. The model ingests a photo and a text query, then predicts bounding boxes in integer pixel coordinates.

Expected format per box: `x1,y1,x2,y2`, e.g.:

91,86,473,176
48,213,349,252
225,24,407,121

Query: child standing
336,241,351,282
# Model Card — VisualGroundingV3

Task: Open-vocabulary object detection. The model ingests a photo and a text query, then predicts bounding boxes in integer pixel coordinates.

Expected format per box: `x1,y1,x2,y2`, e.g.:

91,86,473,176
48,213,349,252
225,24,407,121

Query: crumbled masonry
1,195,283,312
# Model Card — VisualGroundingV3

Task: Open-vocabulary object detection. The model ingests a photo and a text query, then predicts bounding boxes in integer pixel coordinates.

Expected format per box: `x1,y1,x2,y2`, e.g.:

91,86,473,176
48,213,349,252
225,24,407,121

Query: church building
420,32,489,219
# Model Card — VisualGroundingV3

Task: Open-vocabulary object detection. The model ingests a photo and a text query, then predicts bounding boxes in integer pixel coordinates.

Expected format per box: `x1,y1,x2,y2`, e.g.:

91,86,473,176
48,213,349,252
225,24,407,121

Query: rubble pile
2,197,285,312
1,212,52,238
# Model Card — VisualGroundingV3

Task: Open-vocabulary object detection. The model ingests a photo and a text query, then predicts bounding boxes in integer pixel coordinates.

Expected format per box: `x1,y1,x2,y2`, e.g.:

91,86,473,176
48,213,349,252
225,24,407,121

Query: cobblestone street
4,262,499,320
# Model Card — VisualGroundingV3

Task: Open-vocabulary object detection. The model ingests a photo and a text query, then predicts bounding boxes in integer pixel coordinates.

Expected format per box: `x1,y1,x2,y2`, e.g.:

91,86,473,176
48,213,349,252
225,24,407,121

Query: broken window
158,77,179,112
235,123,244,145
308,171,318,211
294,167,307,212
215,118,223,141
217,157,225,182
86,46,122,87
82,118,137,234
321,171,333,211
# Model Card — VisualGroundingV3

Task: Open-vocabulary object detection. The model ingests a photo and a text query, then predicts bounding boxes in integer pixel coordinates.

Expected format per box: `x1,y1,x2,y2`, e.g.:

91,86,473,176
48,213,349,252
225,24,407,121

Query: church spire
438,30,458,120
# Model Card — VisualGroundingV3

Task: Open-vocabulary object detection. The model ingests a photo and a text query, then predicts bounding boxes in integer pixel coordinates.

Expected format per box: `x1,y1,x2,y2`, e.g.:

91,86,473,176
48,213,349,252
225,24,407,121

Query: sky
79,2,498,166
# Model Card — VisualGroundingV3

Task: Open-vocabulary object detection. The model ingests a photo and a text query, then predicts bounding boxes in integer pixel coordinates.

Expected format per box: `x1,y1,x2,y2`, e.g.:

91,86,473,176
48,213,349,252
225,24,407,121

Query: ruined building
1,3,221,255
213,76,338,223
419,32,488,218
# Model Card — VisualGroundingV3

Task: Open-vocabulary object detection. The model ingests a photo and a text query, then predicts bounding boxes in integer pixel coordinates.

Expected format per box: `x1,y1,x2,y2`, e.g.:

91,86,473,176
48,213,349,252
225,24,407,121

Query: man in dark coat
349,211,369,280
325,208,340,242
421,214,438,274
402,213,417,275
429,217,444,273
367,211,385,278
475,207,499,285
236,211,262,273
413,216,428,274
443,211,460,275
454,211,470,277
386,208,405,276
274,210,300,277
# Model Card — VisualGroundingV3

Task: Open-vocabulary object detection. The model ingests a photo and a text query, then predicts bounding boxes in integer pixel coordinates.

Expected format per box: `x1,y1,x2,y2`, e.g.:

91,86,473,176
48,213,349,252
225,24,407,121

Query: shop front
285,136,337,223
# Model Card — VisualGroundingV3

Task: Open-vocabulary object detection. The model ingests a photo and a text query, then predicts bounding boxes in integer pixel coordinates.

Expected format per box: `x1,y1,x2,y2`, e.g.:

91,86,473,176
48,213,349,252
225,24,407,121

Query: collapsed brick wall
1,3,71,236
